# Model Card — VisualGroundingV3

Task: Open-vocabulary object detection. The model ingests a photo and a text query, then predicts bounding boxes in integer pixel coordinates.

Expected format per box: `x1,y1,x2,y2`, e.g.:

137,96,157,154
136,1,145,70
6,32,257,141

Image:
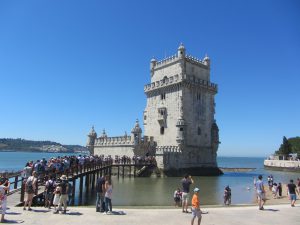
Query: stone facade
143,44,220,175
87,44,221,176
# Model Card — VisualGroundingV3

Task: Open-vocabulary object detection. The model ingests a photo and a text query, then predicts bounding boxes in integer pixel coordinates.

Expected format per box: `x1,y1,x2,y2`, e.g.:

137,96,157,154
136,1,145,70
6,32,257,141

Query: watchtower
143,44,221,175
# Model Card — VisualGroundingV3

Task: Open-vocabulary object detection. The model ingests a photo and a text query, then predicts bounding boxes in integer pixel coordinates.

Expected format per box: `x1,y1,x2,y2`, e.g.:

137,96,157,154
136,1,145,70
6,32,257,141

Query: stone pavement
2,204,300,225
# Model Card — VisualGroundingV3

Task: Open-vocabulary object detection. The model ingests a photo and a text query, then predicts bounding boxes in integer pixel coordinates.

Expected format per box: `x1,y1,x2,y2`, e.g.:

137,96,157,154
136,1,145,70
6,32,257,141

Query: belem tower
87,44,221,176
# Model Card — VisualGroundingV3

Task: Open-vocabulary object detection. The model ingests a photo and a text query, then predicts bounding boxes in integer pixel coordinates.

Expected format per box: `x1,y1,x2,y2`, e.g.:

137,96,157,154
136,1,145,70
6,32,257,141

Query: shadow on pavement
67,212,83,216
1,219,24,224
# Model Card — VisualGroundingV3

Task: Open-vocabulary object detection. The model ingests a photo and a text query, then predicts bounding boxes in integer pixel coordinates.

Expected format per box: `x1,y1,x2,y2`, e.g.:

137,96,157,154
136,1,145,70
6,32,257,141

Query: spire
131,119,142,133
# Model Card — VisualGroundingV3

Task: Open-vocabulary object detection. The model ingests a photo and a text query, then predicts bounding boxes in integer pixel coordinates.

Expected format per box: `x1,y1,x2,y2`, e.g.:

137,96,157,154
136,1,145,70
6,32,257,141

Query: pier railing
3,157,156,206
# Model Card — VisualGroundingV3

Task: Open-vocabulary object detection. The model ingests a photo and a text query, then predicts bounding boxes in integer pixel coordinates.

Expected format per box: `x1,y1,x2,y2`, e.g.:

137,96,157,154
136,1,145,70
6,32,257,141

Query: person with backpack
95,175,105,212
23,171,37,211
44,176,55,209
54,175,68,214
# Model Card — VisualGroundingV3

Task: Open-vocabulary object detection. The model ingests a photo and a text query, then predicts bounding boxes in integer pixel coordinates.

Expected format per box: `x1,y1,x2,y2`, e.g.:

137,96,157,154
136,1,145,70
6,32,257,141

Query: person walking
95,175,105,212
0,179,9,223
181,174,194,213
23,171,38,211
287,179,299,207
191,188,202,225
103,176,113,215
44,176,55,209
223,185,231,205
54,175,68,214
254,175,266,210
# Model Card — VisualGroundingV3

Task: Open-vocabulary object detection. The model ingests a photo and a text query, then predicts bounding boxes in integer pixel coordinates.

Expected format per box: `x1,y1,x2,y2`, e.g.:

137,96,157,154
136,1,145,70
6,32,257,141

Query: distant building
87,44,221,175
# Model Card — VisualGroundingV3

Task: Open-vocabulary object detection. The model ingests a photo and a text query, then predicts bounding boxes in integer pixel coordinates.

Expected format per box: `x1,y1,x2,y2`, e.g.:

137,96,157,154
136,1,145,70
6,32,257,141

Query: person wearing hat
54,175,68,214
191,187,202,225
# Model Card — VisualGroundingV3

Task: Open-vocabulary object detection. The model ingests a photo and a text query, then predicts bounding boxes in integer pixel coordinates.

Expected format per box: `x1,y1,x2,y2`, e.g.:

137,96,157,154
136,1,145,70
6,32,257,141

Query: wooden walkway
5,161,156,207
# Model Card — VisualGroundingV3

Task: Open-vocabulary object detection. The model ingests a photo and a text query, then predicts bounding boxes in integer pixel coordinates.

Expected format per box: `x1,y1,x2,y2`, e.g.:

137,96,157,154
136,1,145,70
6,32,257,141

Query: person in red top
191,187,202,225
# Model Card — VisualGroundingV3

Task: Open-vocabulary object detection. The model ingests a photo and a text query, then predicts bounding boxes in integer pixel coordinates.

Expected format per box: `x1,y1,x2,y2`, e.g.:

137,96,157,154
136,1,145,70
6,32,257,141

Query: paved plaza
2,204,300,225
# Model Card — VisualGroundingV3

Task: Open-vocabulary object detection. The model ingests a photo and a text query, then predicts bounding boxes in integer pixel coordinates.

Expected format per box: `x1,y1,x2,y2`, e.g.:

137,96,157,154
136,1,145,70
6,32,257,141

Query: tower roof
88,126,97,137
131,119,142,133
178,43,185,50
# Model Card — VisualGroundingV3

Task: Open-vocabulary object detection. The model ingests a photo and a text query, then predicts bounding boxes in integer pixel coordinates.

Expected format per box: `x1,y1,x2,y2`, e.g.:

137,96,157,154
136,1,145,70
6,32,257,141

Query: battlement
95,135,133,146
144,73,217,93
185,54,208,67
156,146,182,154
154,54,179,69
144,73,182,92
153,53,208,70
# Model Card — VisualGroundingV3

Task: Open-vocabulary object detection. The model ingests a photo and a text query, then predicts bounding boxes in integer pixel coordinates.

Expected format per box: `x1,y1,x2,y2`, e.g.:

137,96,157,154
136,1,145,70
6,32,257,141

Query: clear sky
0,0,299,157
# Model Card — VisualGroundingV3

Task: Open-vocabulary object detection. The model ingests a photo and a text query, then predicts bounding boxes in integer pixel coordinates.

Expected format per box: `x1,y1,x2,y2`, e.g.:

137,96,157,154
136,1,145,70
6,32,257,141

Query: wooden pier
5,160,156,207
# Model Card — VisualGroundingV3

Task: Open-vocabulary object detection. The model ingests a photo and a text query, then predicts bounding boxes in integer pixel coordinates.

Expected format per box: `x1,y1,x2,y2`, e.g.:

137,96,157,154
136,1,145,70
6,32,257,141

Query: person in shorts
254,175,266,210
181,174,194,213
287,179,299,207
191,187,202,225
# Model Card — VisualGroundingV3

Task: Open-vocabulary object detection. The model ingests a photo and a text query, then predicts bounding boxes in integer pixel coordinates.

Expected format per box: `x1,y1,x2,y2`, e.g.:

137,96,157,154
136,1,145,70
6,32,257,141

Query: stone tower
143,44,221,175
86,126,97,155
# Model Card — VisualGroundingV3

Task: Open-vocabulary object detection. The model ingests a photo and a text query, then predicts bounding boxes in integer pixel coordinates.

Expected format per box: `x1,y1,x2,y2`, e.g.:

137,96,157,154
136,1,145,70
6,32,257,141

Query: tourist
223,185,231,205
54,175,68,214
96,175,105,212
191,187,202,225
52,184,61,212
272,183,278,199
44,176,55,209
67,179,73,206
297,178,300,193
23,171,38,211
254,175,266,210
22,163,33,180
278,183,282,197
287,179,299,207
181,174,194,213
103,176,113,215
0,179,9,223
173,188,182,207
0,172,10,195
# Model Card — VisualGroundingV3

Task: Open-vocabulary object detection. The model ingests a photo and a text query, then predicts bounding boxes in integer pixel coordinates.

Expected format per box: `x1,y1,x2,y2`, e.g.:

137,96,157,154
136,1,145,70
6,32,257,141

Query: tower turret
87,126,97,155
176,96,186,146
150,57,157,77
131,119,142,145
178,43,186,58
203,54,210,68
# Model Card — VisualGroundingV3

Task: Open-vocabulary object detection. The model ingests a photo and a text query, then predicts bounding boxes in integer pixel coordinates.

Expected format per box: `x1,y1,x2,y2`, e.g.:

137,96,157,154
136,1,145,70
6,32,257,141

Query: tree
276,136,292,157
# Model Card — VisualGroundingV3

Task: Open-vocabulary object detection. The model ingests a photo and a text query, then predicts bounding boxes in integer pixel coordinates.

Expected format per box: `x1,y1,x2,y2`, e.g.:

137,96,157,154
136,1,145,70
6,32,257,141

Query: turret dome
131,119,142,133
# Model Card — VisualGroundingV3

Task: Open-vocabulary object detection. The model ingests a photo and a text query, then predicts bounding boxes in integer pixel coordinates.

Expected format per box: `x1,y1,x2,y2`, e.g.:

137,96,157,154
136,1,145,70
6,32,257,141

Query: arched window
160,126,165,135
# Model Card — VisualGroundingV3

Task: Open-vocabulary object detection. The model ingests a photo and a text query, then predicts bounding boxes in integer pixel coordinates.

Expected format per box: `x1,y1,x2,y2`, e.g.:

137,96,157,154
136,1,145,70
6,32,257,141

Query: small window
197,127,201,135
144,115,147,120
180,128,183,131
160,93,166,100
196,93,201,101
160,127,165,135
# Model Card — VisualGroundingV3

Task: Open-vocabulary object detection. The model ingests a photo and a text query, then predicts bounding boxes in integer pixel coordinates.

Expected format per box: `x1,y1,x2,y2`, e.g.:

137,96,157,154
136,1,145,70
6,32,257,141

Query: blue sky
0,0,299,157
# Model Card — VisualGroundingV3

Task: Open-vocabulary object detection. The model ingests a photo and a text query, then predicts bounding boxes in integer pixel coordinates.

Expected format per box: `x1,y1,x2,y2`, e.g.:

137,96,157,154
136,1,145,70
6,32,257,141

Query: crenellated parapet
156,146,182,154
144,73,217,93
94,135,133,146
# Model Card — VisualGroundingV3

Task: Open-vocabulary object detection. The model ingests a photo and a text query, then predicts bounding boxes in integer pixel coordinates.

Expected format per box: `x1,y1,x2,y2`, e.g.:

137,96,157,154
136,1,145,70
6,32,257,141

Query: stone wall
264,160,300,169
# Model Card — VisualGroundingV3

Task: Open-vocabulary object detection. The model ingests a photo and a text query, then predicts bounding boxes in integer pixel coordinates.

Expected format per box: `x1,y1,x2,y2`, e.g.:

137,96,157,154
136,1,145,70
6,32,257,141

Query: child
272,183,278,199
52,184,61,213
173,188,182,207
191,188,202,225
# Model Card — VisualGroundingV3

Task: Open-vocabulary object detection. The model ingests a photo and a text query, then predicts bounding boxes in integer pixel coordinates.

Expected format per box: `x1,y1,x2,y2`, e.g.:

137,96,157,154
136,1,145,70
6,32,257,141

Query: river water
1,152,299,206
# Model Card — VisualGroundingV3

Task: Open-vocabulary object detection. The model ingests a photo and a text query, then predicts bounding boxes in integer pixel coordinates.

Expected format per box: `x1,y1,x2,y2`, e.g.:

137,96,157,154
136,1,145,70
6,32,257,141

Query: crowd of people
254,174,300,210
